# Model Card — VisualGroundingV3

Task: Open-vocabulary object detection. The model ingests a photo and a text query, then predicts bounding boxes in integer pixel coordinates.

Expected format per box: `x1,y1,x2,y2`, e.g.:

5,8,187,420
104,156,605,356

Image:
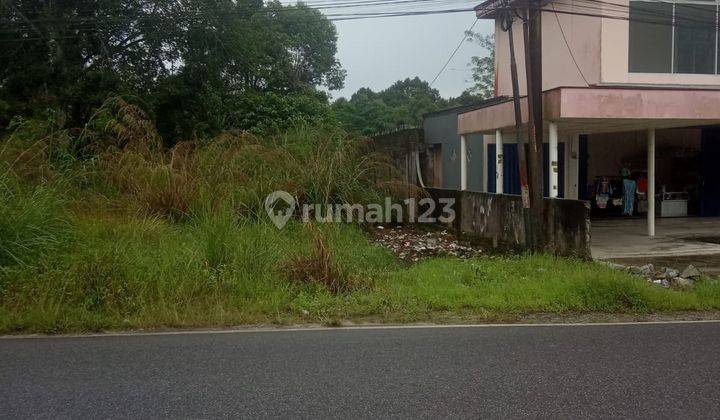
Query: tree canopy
0,0,345,140
464,31,495,100
1,1,497,141
332,78,448,136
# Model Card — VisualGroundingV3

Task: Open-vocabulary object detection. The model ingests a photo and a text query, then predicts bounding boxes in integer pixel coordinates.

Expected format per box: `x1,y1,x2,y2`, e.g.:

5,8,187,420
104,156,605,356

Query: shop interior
583,128,701,219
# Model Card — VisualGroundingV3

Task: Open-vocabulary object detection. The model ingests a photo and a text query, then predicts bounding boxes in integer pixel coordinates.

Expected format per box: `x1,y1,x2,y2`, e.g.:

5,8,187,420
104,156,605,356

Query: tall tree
463,31,495,99
0,0,345,137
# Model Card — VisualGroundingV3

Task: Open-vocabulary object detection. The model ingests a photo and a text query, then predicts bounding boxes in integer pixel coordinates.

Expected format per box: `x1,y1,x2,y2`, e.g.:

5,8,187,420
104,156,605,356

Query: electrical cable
1,1,711,43
429,17,479,87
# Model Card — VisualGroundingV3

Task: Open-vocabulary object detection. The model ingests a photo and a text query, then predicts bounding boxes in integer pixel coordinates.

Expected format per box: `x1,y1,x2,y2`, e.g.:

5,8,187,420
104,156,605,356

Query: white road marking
2,319,720,340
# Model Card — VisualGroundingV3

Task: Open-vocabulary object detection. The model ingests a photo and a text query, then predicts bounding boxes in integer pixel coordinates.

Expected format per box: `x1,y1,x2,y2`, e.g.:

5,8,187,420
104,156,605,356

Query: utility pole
500,4,531,247
523,0,545,251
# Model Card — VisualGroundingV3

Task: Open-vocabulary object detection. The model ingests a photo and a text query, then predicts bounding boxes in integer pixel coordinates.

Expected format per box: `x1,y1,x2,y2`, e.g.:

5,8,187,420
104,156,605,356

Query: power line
430,18,479,87
0,0,704,28
1,1,714,43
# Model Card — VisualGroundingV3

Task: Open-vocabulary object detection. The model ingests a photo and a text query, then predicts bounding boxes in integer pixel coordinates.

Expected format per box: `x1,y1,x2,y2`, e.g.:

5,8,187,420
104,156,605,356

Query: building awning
458,87,720,135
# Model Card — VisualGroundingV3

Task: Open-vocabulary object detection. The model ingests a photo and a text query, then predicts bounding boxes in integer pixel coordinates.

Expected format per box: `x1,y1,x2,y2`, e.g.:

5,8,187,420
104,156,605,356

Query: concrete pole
647,128,656,237
495,129,504,194
549,122,559,198
460,134,467,191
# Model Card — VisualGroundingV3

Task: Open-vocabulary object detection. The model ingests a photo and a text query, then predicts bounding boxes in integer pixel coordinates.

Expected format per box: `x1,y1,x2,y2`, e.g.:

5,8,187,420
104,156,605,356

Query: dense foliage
0,0,344,141
332,78,456,136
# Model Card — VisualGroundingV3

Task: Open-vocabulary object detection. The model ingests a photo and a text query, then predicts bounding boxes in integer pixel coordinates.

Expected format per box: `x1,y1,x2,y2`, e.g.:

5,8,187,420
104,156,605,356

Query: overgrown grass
1,213,720,333
0,172,69,267
2,99,720,334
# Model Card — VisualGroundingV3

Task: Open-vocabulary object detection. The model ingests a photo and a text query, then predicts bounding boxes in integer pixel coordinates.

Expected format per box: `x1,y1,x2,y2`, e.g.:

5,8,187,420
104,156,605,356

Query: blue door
701,128,720,216
487,143,521,195
487,143,564,197
578,135,589,200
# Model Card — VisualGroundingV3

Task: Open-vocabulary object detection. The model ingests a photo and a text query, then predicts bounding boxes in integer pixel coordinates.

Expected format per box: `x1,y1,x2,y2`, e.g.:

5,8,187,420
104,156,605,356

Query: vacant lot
2,110,720,334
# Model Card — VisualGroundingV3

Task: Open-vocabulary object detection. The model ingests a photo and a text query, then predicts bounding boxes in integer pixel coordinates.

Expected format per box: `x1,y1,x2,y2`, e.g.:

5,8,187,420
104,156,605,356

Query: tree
332,89,395,136
463,32,495,100
0,0,345,139
333,78,448,135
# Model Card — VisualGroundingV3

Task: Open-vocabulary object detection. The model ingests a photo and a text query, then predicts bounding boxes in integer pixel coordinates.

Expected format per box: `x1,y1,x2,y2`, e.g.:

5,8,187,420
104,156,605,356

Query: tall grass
0,172,68,267
98,125,391,221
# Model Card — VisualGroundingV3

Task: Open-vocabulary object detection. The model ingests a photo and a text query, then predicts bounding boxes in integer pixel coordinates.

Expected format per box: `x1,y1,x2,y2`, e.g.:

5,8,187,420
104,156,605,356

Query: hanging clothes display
594,177,613,209
597,194,609,209
623,179,637,216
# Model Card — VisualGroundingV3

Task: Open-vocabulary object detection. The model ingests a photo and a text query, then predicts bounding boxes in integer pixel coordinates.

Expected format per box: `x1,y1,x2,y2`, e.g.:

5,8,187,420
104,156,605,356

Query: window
629,1,673,72
629,1,720,74
674,3,717,74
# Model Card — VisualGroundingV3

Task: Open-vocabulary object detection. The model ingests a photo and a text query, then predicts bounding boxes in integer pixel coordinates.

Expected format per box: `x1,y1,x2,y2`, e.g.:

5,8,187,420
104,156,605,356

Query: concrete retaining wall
426,188,591,258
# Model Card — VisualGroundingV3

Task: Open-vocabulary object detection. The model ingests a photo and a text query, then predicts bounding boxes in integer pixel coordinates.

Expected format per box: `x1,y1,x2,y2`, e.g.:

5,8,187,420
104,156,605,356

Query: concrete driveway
591,217,720,274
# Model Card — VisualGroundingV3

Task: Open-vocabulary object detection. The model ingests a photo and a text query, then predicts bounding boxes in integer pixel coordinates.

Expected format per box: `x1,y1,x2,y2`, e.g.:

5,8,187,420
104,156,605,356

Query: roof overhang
458,87,720,135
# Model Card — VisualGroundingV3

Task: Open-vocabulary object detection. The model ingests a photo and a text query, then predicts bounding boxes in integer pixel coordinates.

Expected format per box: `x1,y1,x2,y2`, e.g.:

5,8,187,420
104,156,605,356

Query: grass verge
1,216,719,334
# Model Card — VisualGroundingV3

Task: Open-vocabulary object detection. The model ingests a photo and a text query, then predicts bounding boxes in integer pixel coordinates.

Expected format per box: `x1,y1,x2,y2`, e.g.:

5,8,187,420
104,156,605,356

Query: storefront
580,128,704,219
457,86,720,237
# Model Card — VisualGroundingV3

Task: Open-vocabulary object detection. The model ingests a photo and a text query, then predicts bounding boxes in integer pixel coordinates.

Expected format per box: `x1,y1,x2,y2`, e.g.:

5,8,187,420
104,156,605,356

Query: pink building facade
457,0,720,236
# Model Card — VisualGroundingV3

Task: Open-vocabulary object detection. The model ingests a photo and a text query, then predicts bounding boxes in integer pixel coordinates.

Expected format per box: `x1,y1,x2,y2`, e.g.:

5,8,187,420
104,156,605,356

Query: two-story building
457,0,720,239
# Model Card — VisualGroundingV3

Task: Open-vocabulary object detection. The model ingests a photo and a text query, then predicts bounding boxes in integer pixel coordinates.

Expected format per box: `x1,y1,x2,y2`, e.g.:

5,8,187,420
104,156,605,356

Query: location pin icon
265,191,296,229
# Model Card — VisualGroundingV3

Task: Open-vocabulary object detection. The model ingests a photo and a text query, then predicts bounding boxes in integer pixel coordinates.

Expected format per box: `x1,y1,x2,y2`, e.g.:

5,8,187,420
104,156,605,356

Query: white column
460,135,467,191
549,122,559,198
495,129,504,194
647,128,656,237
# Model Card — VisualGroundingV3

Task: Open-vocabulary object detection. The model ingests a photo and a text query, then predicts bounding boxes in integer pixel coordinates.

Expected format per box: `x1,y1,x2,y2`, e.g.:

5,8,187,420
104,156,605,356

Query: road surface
2,322,720,418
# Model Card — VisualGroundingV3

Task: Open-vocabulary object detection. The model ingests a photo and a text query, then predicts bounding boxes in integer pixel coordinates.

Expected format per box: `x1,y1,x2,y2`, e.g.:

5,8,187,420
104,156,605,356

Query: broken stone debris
680,264,701,279
369,225,481,262
671,277,694,288
599,261,702,288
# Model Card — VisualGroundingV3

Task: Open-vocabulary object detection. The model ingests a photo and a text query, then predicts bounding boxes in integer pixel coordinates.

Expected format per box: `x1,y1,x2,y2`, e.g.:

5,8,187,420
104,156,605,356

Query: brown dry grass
280,224,370,294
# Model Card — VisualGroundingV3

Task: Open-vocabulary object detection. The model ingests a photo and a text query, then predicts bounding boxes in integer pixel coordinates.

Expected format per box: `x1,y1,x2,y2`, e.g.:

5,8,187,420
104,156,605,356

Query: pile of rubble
601,261,702,288
369,225,481,262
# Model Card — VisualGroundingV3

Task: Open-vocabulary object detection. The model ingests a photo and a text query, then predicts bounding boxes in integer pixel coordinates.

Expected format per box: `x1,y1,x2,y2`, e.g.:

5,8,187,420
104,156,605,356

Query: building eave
458,86,720,135
422,96,510,120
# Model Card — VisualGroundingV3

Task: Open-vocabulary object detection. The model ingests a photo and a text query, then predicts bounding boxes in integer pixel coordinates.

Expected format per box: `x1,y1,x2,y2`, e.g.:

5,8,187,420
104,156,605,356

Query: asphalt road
2,322,720,419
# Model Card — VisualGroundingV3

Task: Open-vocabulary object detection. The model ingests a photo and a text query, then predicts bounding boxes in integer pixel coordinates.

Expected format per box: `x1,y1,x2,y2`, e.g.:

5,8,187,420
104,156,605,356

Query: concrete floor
591,217,720,274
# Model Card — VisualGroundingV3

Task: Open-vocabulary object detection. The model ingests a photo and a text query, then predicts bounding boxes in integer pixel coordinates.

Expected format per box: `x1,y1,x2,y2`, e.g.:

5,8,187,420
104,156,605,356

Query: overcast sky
326,8,495,100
